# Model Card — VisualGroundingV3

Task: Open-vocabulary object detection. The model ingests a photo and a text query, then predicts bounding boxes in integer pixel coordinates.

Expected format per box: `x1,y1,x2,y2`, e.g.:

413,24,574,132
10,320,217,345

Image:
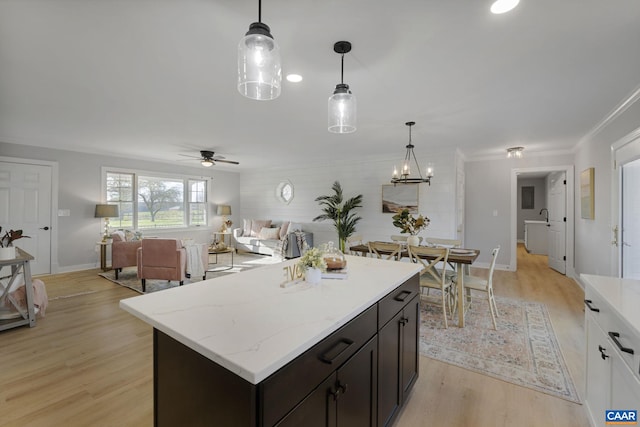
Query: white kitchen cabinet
524,220,548,255
582,274,640,427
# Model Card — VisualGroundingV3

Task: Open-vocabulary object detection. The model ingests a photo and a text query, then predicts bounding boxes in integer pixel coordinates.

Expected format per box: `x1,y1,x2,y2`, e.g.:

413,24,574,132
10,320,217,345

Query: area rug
419,294,581,403
98,252,282,294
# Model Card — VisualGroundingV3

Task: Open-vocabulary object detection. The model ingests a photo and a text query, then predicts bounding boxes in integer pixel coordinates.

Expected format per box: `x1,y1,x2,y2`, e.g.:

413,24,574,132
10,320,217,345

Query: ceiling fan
179,150,240,167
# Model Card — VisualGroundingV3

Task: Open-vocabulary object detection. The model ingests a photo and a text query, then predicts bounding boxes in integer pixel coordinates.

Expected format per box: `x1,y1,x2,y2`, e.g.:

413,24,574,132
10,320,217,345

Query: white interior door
0,161,52,275
611,128,640,277
547,172,566,274
621,159,640,279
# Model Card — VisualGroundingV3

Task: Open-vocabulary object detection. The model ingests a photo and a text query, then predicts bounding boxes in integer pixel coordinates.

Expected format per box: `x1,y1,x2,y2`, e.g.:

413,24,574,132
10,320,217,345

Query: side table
0,248,36,331
97,241,112,271
206,247,234,276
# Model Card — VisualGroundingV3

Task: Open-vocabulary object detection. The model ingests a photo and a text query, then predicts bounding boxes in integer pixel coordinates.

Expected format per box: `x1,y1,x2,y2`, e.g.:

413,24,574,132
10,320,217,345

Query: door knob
40,226,50,231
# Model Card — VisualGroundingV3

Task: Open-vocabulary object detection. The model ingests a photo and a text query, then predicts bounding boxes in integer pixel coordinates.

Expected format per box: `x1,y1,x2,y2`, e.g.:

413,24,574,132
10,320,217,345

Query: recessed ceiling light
286,74,303,83
490,0,520,14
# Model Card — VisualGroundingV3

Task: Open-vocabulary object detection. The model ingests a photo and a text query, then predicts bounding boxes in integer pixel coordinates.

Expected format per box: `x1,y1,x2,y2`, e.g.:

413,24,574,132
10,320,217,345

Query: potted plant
313,181,363,253
392,209,430,246
297,246,327,285
0,227,31,260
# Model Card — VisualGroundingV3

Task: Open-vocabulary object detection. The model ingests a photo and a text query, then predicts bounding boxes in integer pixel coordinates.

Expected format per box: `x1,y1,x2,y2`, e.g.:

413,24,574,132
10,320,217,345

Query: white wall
574,93,640,278
0,141,240,272
239,148,458,249
466,153,574,268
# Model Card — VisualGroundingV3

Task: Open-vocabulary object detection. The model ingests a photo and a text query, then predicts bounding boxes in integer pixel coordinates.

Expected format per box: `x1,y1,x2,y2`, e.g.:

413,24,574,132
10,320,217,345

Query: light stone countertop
582,274,640,337
120,255,422,384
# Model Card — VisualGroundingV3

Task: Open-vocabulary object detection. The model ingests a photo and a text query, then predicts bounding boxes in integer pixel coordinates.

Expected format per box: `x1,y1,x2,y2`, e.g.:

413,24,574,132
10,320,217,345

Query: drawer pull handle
599,345,609,360
394,290,412,302
400,317,409,326
608,332,635,355
320,338,354,364
584,299,600,312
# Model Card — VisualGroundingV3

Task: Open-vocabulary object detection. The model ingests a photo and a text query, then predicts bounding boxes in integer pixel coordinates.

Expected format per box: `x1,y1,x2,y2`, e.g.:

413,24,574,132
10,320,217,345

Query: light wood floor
0,244,589,426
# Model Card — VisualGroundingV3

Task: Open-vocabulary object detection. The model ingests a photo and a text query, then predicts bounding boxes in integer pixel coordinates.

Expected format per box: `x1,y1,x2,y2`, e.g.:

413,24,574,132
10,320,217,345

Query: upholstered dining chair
391,235,423,244
424,237,461,248
460,246,500,329
137,239,189,292
368,241,403,261
407,245,455,328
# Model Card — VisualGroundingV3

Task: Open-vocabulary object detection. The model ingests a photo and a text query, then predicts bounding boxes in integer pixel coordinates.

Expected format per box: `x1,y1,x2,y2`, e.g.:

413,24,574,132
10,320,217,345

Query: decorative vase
0,246,16,260
406,235,420,247
305,267,322,285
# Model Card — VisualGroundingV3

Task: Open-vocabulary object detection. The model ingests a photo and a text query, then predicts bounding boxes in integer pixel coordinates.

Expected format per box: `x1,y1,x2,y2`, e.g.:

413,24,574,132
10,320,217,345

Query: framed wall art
580,167,595,219
381,185,418,214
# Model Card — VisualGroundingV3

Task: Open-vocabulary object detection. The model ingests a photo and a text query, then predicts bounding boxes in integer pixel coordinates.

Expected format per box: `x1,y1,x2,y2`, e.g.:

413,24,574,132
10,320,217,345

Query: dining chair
346,234,365,256
368,241,403,261
424,237,461,248
460,246,500,329
391,235,423,244
407,245,455,328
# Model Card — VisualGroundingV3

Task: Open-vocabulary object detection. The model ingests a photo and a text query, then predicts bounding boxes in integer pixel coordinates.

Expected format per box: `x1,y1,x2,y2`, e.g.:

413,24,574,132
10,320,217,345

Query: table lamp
217,205,232,232
95,204,119,242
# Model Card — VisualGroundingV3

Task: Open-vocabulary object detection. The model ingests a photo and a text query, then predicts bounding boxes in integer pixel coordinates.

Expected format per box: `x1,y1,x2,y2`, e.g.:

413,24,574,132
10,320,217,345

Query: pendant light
237,0,282,101
328,41,356,134
391,122,434,185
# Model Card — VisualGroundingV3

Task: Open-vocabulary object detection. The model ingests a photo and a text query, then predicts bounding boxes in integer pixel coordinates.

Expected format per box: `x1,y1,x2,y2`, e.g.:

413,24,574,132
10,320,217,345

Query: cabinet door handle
608,332,635,355
394,290,412,302
584,299,600,312
400,317,409,326
598,345,609,360
320,338,354,364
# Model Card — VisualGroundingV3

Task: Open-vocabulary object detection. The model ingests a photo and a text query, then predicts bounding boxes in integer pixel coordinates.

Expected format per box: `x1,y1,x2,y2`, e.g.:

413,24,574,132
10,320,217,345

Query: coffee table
206,247,234,276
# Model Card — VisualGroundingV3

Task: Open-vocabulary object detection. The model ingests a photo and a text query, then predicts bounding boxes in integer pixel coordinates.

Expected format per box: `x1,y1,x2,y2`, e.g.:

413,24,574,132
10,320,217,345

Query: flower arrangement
0,227,30,248
297,246,327,272
391,209,430,236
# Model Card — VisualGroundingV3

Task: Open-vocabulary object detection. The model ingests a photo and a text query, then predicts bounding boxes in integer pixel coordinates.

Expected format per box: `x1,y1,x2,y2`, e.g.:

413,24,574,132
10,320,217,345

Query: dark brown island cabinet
153,274,420,427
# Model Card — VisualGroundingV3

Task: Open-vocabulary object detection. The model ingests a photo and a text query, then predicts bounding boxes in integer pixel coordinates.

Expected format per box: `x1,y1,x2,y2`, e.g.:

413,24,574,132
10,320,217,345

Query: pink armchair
111,231,142,279
136,239,209,292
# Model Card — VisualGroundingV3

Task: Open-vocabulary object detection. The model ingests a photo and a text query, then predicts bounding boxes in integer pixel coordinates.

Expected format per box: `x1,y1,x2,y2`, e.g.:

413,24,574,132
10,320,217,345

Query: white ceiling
1,0,639,171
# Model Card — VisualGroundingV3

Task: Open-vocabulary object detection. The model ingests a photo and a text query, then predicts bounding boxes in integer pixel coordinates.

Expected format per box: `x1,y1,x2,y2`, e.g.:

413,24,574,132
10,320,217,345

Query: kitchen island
120,255,422,427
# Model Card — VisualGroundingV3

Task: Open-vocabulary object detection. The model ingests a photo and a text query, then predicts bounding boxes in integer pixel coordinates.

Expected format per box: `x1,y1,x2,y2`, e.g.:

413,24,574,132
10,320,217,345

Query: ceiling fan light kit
237,0,282,101
328,41,357,134
490,0,520,14
391,121,434,185
506,146,524,158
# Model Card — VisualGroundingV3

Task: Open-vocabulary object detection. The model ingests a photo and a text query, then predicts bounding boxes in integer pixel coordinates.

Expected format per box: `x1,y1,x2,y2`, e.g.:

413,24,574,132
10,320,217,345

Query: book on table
322,268,348,280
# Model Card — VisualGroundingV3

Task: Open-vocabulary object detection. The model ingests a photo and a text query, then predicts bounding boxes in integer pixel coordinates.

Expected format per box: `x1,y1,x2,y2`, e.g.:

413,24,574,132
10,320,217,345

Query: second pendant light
328,41,357,134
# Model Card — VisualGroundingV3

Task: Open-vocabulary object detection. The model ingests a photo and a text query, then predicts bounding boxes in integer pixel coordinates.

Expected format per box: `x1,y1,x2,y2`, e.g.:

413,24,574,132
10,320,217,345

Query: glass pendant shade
237,22,282,101
328,84,356,134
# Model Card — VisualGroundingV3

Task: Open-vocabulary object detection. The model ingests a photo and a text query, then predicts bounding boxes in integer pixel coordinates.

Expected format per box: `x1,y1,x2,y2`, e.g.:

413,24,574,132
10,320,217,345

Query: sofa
233,219,313,259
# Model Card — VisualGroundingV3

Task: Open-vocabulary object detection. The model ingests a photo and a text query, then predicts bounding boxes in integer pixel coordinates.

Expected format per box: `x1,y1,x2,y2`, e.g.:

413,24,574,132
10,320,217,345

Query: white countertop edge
120,256,422,384
581,274,640,338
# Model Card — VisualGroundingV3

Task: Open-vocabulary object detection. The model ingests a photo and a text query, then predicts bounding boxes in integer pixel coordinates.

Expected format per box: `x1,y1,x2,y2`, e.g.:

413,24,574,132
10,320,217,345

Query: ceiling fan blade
215,159,240,165
178,153,201,159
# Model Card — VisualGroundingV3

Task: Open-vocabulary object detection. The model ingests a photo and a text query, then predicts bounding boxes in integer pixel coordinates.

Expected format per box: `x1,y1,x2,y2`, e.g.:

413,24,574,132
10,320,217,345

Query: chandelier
391,122,434,185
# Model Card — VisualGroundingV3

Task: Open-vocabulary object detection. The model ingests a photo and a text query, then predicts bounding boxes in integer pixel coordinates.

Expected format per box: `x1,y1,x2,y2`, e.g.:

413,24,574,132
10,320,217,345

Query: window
105,170,207,230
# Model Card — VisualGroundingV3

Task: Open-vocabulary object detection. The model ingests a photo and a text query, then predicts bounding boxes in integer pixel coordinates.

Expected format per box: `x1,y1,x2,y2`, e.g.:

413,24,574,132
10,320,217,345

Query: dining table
349,243,480,327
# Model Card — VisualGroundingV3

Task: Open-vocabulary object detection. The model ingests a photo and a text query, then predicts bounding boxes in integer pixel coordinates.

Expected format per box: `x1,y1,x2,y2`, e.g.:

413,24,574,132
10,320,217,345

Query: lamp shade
217,205,232,216
95,204,119,218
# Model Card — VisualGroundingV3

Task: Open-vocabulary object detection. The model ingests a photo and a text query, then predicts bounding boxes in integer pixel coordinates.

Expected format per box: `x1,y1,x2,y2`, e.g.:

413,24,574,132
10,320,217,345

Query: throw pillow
242,219,252,237
124,230,136,241
259,227,280,240
279,221,290,240
250,219,272,237
111,230,125,242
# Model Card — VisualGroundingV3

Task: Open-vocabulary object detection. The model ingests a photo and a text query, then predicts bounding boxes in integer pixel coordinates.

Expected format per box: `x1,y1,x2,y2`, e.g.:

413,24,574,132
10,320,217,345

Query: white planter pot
406,235,420,247
305,268,322,285
0,246,16,260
